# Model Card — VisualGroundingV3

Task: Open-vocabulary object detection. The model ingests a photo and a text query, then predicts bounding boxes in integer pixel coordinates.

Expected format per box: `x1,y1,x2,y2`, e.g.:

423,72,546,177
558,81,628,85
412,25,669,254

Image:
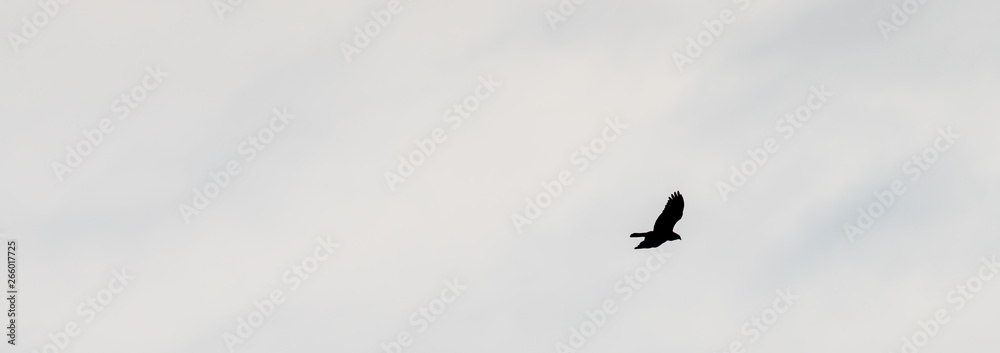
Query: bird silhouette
630,191,684,249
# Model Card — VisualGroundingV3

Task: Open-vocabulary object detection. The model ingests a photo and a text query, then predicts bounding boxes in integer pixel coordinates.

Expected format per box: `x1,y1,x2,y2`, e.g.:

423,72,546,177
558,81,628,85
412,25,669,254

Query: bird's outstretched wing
653,191,684,233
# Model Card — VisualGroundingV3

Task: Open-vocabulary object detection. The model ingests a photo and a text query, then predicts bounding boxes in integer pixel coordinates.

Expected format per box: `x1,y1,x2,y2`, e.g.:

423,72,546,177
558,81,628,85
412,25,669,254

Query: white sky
1,0,999,352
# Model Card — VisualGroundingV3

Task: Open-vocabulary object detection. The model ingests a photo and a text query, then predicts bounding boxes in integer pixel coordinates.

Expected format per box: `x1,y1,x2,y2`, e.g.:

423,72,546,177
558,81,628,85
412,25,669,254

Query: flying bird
630,191,684,249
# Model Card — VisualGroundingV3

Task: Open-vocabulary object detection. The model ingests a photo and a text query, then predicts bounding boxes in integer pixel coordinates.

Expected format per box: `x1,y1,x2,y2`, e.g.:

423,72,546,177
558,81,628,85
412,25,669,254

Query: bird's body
630,230,680,249
630,191,684,249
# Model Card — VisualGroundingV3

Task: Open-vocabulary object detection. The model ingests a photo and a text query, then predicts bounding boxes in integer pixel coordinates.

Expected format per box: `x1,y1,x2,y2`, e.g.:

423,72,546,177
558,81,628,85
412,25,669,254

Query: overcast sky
1,0,999,352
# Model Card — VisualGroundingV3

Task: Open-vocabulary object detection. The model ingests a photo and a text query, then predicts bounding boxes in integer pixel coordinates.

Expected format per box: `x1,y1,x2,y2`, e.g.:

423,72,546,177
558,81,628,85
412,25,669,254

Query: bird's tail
630,231,653,238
